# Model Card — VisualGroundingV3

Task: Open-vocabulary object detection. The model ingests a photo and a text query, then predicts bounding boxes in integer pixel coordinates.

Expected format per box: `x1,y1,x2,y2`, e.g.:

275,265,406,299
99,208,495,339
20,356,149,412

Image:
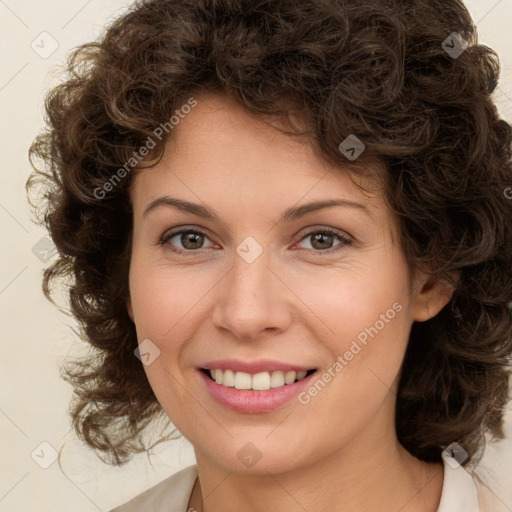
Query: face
127,92,450,475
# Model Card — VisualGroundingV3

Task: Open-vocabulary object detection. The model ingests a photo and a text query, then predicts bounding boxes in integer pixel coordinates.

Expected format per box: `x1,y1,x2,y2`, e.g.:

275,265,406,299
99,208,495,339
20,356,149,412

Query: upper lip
199,359,316,375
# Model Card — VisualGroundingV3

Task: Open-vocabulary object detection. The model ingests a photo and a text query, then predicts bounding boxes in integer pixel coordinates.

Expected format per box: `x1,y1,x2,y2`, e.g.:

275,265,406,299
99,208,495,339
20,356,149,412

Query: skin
126,91,454,512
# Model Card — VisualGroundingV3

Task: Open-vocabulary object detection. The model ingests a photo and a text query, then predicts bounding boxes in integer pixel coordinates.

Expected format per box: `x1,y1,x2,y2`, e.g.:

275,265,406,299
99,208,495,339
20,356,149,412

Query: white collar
436,455,480,512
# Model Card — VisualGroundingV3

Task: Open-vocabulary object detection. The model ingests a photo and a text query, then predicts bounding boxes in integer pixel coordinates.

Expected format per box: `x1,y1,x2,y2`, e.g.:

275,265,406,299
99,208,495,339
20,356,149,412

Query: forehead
129,92,385,219
162,92,331,178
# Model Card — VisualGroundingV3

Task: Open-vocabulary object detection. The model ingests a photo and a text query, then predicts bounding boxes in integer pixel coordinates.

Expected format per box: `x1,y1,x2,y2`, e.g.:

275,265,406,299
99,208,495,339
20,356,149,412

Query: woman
27,0,512,510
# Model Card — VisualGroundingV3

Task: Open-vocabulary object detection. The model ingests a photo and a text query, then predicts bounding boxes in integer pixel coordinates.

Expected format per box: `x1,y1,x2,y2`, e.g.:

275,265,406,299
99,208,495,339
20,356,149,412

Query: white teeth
223,369,235,387
213,369,222,384
284,371,296,384
234,371,252,389
252,372,271,390
296,370,307,380
270,370,285,388
207,369,312,390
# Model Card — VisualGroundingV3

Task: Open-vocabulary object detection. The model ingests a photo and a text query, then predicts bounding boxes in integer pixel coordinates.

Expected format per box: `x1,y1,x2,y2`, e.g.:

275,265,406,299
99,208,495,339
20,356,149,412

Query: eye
156,226,352,256
294,227,352,255
157,228,217,255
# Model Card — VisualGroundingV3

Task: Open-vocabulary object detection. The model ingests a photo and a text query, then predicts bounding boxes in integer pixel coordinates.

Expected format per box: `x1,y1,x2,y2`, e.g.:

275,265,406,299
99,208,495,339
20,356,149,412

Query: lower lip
198,370,317,414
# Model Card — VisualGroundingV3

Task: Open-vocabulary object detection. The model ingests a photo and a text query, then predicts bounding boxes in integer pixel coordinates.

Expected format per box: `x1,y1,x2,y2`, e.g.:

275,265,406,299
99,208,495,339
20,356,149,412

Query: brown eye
180,231,205,250
159,228,216,254
295,228,352,255
310,232,335,250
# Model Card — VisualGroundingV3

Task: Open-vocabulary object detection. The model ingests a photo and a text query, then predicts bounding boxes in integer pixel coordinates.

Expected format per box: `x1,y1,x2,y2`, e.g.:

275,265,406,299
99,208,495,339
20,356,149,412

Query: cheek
128,257,211,340
128,262,202,421
296,265,410,350
296,258,412,396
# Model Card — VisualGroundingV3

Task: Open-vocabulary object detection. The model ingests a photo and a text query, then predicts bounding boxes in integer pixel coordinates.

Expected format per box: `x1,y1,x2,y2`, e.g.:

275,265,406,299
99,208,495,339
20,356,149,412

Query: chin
193,431,319,476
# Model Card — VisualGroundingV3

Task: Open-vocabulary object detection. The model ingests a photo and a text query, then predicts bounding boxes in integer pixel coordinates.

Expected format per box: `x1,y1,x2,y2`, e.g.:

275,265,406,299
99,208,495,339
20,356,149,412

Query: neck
188,428,444,512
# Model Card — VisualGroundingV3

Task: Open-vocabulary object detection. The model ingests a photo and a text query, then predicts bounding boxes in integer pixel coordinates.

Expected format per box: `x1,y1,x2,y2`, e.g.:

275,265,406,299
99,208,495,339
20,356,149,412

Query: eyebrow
142,196,372,222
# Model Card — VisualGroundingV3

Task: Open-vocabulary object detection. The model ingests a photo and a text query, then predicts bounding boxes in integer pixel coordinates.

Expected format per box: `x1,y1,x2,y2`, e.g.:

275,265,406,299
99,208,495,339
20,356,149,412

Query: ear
126,296,134,322
411,269,458,322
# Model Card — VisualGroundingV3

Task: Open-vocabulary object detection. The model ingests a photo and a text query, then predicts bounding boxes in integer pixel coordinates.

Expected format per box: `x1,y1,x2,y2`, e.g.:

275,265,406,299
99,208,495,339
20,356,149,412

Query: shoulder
438,448,511,512
108,464,198,512
437,456,480,512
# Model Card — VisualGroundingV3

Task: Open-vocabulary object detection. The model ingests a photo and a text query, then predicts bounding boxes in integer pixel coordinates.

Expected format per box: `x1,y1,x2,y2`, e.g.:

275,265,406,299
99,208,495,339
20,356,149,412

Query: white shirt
109,456,484,512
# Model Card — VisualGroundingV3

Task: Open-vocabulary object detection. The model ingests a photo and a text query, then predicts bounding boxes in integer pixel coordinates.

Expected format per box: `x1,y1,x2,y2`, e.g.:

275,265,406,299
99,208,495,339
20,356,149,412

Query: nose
211,246,292,341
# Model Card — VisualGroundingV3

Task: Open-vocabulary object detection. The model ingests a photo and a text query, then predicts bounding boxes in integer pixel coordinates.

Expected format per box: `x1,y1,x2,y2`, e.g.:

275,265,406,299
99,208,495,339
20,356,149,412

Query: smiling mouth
200,368,317,391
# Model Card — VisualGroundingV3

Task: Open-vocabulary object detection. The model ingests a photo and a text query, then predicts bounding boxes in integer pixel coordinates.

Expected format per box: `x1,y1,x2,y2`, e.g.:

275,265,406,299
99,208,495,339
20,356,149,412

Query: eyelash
155,226,352,257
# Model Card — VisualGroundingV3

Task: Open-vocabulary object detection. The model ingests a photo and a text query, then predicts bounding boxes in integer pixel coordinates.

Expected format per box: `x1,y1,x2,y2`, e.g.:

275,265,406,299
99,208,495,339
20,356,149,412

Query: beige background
1,0,511,510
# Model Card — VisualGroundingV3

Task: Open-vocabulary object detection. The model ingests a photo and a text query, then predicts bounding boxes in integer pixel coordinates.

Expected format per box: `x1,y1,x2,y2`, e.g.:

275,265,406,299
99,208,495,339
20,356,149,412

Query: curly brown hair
27,0,512,468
